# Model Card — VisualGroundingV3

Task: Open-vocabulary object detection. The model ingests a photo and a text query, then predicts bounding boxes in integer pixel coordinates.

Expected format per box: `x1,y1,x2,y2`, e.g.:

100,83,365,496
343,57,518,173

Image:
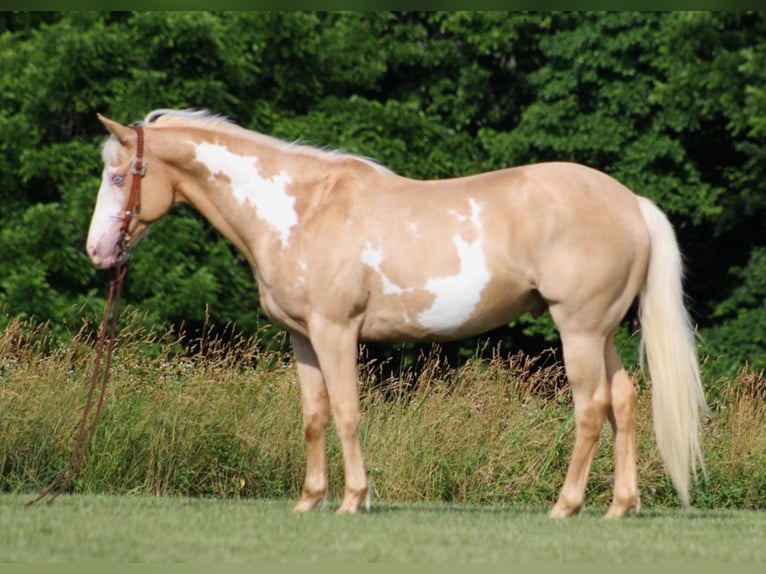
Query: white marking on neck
193,141,297,248
417,199,490,334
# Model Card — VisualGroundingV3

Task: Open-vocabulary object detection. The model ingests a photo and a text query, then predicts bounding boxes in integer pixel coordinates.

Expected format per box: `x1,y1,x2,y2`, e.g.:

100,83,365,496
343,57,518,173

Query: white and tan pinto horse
87,109,707,518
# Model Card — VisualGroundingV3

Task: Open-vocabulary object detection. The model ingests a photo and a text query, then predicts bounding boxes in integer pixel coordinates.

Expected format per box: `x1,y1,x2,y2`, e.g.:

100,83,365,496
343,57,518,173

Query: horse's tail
637,196,707,506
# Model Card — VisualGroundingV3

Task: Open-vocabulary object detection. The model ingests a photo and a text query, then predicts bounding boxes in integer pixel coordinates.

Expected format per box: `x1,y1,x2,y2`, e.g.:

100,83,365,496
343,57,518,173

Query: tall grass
1,315,763,509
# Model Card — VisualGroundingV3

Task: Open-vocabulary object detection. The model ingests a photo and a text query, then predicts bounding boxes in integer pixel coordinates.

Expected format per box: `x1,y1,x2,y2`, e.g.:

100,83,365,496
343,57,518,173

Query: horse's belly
359,276,539,342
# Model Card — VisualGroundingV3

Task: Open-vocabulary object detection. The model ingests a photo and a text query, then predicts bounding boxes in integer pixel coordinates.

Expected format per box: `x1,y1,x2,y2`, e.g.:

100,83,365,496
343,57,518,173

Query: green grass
1,493,764,562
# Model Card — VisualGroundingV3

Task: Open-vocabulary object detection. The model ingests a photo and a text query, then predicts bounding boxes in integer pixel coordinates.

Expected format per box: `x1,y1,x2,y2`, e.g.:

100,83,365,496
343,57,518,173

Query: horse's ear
97,113,135,146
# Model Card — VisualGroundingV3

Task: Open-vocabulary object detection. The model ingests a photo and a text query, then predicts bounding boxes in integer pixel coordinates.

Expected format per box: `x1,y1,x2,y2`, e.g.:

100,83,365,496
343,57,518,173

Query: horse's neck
168,129,313,269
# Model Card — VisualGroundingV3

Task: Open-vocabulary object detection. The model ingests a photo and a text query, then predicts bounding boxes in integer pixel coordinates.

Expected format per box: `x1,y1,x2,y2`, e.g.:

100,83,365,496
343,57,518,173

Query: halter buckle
132,157,147,177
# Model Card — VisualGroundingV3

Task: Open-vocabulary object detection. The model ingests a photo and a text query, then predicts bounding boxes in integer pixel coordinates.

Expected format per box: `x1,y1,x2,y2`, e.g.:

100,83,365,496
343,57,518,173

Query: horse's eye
112,175,125,186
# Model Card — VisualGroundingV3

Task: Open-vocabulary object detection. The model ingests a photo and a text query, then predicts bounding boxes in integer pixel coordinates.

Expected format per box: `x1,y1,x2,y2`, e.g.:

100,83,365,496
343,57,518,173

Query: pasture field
1,317,764,565
1,493,764,562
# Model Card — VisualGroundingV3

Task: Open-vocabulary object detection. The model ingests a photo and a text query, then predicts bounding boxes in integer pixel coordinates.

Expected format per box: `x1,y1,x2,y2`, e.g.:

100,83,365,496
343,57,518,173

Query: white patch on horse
93,168,128,233
86,164,131,266
193,141,297,248
361,243,413,296
295,261,308,287
417,199,491,334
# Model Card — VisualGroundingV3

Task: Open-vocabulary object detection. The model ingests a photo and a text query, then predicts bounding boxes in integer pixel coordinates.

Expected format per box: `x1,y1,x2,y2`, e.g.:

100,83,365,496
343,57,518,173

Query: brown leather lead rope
26,125,145,506
26,263,128,506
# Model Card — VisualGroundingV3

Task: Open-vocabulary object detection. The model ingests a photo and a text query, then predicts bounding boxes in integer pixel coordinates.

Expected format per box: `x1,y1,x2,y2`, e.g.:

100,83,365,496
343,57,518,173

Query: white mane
141,108,392,173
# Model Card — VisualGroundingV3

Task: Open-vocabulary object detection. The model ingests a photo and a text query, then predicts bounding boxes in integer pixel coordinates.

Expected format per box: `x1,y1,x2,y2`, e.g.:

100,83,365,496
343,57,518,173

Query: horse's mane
140,108,391,173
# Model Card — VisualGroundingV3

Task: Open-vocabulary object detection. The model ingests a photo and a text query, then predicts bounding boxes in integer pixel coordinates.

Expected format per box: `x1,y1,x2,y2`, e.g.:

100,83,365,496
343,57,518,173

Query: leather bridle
119,125,147,255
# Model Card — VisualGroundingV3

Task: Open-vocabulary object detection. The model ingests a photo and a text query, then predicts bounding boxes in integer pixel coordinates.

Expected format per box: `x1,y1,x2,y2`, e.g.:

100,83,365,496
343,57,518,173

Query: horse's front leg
290,333,331,512
308,318,369,514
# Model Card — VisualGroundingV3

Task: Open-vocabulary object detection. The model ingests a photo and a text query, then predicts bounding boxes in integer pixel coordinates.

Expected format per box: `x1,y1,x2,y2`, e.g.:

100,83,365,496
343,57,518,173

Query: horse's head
86,114,175,268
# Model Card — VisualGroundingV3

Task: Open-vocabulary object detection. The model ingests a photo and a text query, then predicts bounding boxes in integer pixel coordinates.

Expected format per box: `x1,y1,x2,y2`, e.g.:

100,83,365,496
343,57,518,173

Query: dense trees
1,12,764,377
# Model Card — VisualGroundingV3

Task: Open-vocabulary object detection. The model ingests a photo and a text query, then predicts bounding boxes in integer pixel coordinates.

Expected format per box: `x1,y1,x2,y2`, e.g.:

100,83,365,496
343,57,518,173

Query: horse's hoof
293,492,325,513
549,499,582,519
604,498,639,519
335,488,369,514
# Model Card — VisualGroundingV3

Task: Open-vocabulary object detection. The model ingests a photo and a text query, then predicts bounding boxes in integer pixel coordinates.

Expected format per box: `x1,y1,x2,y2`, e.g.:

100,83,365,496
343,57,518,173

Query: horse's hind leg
604,340,640,518
549,329,610,518
291,333,331,512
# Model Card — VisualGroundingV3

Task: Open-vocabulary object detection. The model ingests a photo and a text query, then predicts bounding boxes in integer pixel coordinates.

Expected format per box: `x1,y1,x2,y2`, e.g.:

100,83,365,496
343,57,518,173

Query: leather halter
119,125,147,252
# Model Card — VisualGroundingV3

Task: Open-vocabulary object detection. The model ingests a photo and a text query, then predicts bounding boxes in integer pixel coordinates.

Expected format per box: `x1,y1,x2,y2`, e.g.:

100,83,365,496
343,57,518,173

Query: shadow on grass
327,499,745,522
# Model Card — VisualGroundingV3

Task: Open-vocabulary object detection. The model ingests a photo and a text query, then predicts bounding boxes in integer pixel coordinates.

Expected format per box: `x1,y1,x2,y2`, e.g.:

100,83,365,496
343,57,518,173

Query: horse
86,108,707,519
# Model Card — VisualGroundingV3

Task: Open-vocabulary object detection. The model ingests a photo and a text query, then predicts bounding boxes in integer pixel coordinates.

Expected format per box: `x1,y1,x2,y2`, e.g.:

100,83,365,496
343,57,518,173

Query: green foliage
702,247,766,377
0,12,764,372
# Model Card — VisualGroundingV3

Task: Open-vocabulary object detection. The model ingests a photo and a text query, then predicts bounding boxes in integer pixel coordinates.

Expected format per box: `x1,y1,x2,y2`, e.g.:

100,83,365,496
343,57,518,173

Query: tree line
1,12,764,378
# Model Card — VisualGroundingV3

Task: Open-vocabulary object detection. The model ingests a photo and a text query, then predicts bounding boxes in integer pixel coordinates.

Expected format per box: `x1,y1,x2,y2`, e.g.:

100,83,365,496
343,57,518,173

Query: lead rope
26,124,144,506
26,263,128,506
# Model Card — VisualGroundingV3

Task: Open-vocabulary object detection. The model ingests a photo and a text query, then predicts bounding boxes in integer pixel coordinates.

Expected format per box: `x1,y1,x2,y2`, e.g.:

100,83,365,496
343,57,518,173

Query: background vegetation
1,12,765,377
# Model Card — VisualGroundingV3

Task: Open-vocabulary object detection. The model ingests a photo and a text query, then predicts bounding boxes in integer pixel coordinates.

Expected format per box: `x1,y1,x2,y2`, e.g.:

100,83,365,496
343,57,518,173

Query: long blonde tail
637,196,707,506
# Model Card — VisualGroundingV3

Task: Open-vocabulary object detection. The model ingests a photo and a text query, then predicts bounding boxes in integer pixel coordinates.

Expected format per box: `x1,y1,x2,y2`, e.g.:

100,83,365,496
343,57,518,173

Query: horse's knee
332,406,361,439
303,410,329,442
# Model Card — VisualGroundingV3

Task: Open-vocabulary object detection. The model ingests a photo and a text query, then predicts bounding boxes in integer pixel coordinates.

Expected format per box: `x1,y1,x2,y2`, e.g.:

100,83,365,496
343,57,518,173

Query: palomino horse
86,109,707,518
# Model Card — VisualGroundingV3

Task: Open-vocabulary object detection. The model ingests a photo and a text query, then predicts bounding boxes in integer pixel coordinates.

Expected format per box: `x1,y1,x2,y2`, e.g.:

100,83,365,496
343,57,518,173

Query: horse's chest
253,270,313,333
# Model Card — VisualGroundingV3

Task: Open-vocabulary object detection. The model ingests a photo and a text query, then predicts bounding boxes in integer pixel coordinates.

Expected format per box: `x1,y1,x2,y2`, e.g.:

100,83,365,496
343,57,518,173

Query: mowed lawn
1,494,764,562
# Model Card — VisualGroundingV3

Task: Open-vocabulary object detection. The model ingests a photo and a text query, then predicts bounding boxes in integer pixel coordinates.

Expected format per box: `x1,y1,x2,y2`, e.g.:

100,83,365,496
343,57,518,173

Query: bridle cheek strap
120,125,146,242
